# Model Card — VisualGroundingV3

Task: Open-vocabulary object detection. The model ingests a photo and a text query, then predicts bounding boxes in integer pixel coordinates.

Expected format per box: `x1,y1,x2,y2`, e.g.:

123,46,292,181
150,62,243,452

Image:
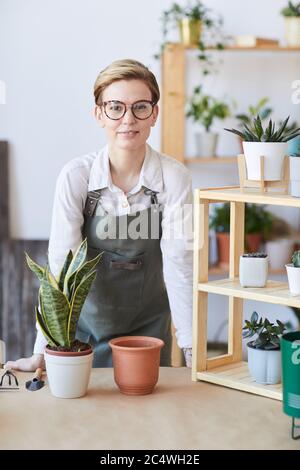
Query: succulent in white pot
281,1,300,47
243,311,286,385
25,239,102,398
239,252,268,288
286,250,300,295
186,85,231,157
225,116,300,181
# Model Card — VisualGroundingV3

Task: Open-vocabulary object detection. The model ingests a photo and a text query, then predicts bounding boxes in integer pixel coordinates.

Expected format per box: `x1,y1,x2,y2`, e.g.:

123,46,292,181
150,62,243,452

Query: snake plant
25,239,102,350
225,115,300,142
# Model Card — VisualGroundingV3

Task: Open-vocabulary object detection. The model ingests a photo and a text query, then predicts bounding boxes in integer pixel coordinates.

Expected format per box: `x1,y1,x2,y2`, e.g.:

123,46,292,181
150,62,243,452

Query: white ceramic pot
239,255,268,287
265,239,294,271
45,349,93,399
284,17,300,47
247,343,281,384
195,132,218,157
289,156,300,197
286,264,300,295
242,141,288,181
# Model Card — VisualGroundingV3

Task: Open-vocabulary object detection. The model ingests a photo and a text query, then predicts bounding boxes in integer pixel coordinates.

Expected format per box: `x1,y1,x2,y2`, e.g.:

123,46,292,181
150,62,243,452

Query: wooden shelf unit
161,43,300,164
192,186,300,401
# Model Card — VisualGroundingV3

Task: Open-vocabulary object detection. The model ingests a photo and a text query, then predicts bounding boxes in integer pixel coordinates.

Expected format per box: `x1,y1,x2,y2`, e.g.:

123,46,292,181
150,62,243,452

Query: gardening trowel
25,368,45,392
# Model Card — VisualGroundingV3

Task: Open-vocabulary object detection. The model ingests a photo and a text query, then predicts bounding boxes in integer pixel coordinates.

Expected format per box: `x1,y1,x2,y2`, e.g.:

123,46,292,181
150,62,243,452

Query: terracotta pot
216,232,230,267
109,336,164,396
245,233,262,253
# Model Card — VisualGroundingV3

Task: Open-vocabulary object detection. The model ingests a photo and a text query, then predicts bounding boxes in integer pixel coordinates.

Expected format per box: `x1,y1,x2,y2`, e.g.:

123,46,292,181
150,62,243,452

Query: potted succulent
286,250,300,295
25,238,101,398
281,1,300,47
109,336,164,396
186,86,231,157
239,253,268,288
210,203,273,266
225,115,300,181
243,311,286,385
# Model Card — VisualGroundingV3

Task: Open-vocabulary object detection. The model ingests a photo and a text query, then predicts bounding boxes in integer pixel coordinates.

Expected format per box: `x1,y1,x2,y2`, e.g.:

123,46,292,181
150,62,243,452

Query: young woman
6,59,193,370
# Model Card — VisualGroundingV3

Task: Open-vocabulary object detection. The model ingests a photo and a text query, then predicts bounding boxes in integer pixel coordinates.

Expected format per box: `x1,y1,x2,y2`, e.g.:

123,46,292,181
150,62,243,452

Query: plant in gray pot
243,311,286,385
286,250,300,295
25,238,101,398
239,252,268,288
225,115,300,181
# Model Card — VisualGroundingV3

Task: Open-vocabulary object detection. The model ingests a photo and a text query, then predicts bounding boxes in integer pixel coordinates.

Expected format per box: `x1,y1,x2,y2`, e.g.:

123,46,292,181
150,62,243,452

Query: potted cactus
243,311,286,385
25,238,101,398
225,115,300,181
286,250,300,295
281,1,300,47
239,253,268,288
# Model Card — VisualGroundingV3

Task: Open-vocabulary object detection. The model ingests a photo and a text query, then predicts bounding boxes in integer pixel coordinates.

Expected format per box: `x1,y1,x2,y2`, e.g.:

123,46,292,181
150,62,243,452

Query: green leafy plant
25,239,102,351
235,97,272,128
292,250,300,267
243,311,286,350
210,203,273,239
225,115,300,142
186,86,230,131
281,1,300,16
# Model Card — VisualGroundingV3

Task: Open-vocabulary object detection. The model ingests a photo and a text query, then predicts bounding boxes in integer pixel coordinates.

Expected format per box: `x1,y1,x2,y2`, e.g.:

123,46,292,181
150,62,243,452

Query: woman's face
95,79,158,152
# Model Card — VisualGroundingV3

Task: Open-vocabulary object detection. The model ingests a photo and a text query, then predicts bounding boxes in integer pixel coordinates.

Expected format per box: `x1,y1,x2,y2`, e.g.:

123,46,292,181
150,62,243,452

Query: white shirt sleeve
160,164,193,349
33,162,88,354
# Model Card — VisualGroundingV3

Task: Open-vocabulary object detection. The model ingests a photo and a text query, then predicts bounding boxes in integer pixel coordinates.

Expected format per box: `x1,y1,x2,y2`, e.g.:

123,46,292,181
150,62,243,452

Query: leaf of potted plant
243,311,286,384
281,1,300,47
286,250,300,295
225,115,300,181
239,253,268,288
186,86,231,157
25,238,102,398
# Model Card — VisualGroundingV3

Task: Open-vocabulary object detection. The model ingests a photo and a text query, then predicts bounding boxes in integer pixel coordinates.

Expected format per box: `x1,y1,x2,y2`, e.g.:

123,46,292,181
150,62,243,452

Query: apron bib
77,188,172,367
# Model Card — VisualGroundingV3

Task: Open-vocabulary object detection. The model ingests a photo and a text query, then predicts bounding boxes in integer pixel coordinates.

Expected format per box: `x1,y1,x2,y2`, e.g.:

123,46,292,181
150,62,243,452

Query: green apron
77,187,172,367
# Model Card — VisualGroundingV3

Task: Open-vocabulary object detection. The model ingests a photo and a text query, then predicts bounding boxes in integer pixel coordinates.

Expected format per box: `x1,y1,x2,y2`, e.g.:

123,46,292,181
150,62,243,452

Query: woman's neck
108,144,146,194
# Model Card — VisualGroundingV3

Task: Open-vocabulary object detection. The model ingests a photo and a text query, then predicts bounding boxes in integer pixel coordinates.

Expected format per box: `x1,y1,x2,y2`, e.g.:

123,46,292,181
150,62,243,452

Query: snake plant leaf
63,239,88,296
24,252,45,283
67,270,97,346
45,264,59,290
35,306,58,347
38,288,52,337
57,249,73,291
41,279,70,347
68,252,103,299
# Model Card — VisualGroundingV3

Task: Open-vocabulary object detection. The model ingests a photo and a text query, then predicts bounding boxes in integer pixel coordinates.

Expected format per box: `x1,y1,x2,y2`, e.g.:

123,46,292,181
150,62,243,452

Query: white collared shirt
33,144,193,352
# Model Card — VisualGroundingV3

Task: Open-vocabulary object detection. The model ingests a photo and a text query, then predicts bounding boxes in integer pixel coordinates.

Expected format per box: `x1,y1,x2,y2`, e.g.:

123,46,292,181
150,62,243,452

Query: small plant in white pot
281,1,300,47
186,85,230,157
239,252,268,288
225,115,300,181
286,250,300,295
25,239,101,398
243,311,286,385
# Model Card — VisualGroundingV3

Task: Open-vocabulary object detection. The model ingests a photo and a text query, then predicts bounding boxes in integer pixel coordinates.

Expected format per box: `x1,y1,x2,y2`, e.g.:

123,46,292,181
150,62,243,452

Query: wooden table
1,367,298,450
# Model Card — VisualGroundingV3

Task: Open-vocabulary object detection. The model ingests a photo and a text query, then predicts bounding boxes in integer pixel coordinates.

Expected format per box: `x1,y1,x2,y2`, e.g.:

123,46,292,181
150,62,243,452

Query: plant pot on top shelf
243,312,286,385
286,250,300,295
225,116,300,181
109,336,164,395
178,17,202,45
187,86,231,158
25,239,102,399
281,2,300,46
239,253,268,288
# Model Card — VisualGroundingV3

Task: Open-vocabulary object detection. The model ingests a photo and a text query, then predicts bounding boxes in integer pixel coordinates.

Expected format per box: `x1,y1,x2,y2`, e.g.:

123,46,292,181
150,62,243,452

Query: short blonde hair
94,59,160,105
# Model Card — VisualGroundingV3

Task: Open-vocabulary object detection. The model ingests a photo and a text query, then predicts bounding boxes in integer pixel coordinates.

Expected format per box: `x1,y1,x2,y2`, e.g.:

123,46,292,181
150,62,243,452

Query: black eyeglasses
100,100,155,120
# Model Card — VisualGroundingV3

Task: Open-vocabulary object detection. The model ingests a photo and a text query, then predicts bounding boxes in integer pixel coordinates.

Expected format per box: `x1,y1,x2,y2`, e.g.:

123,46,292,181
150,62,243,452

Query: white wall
0,0,300,238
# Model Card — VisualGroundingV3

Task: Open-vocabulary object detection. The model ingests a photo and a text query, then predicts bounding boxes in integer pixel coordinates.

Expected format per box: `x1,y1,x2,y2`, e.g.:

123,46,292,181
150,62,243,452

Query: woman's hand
4,353,45,372
183,348,192,368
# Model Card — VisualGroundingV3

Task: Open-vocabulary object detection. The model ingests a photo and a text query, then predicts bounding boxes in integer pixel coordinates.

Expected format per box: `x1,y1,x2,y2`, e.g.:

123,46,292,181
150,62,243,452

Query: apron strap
143,188,159,205
84,190,102,217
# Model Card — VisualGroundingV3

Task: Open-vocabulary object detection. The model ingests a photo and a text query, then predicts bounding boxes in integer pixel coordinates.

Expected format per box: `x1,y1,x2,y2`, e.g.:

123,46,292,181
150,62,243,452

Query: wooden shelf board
184,156,237,164
198,277,300,308
197,361,282,401
169,42,300,52
198,186,300,208
208,266,286,276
